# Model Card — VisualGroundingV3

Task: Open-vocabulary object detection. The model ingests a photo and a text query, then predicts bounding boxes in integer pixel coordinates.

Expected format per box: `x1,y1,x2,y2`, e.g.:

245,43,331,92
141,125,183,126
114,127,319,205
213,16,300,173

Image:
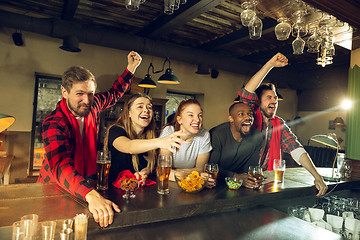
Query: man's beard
260,106,276,119
68,101,91,117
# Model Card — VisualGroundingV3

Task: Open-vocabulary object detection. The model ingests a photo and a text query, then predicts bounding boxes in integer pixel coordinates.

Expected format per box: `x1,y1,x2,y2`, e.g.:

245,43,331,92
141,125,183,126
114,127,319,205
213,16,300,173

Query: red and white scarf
253,108,281,171
60,98,97,177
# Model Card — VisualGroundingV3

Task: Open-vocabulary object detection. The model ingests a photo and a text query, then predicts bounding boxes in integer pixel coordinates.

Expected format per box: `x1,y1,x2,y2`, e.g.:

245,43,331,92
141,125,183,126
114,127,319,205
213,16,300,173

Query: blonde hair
103,93,156,172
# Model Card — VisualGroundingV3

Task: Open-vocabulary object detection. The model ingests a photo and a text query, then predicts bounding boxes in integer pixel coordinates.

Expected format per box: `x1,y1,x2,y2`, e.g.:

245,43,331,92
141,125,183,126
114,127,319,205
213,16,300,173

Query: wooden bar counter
0,168,359,239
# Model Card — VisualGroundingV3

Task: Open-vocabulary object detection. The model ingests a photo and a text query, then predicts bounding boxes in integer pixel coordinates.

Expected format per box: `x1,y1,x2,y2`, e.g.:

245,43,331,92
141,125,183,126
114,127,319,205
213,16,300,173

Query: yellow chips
178,171,205,192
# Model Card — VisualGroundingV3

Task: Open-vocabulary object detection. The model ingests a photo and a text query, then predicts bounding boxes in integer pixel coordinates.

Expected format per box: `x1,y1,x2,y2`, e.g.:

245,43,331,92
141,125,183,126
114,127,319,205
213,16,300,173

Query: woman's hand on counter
85,190,121,227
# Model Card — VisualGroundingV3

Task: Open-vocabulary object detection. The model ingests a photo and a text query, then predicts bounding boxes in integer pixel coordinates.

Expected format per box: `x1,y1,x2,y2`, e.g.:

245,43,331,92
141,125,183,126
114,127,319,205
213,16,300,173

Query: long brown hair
103,93,156,172
166,99,203,131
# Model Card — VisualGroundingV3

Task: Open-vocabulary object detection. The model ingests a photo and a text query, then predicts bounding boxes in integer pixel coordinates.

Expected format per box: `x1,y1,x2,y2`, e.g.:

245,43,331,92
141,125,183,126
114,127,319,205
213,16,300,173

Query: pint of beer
157,155,173,194
96,151,111,190
273,159,285,183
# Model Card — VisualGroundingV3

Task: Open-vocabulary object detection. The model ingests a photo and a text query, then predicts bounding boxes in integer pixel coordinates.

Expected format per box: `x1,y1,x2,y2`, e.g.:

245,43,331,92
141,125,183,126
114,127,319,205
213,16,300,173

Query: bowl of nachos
174,170,209,193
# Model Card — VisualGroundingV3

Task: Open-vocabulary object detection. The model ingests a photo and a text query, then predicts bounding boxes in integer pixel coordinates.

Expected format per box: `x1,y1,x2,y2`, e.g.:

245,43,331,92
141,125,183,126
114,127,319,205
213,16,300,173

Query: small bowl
119,178,139,191
174,170,209,193
225,176,243,190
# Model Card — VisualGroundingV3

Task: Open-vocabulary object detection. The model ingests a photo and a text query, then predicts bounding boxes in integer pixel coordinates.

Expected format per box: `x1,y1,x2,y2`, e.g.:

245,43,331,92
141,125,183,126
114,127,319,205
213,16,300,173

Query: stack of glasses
287,195,360,240
12,213,87,240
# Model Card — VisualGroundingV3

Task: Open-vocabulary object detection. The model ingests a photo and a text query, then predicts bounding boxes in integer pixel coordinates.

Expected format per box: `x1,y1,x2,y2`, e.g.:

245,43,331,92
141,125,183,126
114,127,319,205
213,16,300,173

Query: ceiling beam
302,0,360,30
61,0,79,20
0,9,263,76
139,0,225,39
199,18,277,50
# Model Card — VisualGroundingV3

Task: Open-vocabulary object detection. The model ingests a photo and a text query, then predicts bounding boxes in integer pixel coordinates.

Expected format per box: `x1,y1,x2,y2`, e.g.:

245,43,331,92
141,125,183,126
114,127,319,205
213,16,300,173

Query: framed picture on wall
328,120,335,130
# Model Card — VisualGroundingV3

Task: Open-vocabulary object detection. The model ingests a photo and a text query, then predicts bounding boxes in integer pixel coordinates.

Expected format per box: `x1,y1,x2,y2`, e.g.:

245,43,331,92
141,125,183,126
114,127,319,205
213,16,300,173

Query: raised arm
113,131,184,154
126,51,142,74
93,52,141,113
245,53,288,92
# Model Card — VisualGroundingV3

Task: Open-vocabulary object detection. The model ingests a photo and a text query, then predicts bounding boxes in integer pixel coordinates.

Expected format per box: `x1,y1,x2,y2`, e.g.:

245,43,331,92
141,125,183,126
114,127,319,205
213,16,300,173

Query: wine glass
274,18,291,41
292,30,305,55
171,0,180,10
164,0,174,15
320,26,334,50
336,153,345,177
240,1,256,27
119,178,139,199
125,0,140,11
248,165,264,189
307,28,321,53
291,10,308,38
342,159,352,179
248,15,263,40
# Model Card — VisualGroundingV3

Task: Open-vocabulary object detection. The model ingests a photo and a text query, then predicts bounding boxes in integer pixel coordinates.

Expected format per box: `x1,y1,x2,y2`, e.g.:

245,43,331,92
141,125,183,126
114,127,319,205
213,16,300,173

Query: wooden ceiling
0,0,359,71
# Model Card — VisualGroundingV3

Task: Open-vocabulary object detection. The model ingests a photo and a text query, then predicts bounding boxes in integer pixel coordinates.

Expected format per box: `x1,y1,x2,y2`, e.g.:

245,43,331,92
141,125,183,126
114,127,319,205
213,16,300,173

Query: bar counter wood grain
0,168,358,239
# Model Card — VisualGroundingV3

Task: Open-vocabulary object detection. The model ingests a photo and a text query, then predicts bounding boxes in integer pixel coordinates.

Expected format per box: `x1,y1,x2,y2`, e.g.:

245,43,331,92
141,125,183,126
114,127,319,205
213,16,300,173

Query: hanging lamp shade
60,35,81,52
310,134,340,181
138,74,157,88
333,117,345,126
158,68,180,84
0,113,15,133
310,134,338,149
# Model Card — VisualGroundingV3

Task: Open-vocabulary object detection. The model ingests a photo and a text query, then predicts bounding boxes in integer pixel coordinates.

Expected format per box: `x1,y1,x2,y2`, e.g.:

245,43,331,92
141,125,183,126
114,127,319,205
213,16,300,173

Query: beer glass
62,219,73,230
96,151,111,190
248,165,264,189
156,154,172,194
74,214,88,240
42,221,56,240
204,163,219,180
12,221,24,240
21,214,38,237
273,159,286,182
60,228,73,240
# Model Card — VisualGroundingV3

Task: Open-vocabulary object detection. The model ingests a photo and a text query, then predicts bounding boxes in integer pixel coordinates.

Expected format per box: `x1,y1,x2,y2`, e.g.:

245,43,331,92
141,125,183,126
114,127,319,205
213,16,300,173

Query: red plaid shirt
37,69,133,200
238,88,302,169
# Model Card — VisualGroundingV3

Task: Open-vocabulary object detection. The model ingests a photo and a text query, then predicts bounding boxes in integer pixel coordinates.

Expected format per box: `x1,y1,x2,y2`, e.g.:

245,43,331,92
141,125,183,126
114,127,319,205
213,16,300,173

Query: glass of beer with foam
273,159,286,183
157,154,173,194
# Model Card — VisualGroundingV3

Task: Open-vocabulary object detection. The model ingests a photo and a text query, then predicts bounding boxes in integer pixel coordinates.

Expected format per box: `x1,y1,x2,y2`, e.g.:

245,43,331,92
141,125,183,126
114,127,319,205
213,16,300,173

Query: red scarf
112,170,156,189
253,108,281,171
60,98,97,177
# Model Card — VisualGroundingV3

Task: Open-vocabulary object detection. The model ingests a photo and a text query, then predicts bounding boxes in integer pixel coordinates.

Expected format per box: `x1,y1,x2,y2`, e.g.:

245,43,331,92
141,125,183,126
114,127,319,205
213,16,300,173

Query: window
30,73,62,175
165,92,195,124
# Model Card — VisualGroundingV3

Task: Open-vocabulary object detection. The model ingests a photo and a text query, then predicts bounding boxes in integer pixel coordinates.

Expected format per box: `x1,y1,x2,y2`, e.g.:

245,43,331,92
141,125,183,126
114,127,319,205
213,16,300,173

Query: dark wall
296,64,349,111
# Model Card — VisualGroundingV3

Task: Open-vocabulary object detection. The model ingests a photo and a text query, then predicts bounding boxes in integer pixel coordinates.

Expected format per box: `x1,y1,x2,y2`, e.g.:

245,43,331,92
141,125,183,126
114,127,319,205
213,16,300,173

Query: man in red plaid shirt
37,51,142,227
238,53,328,196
